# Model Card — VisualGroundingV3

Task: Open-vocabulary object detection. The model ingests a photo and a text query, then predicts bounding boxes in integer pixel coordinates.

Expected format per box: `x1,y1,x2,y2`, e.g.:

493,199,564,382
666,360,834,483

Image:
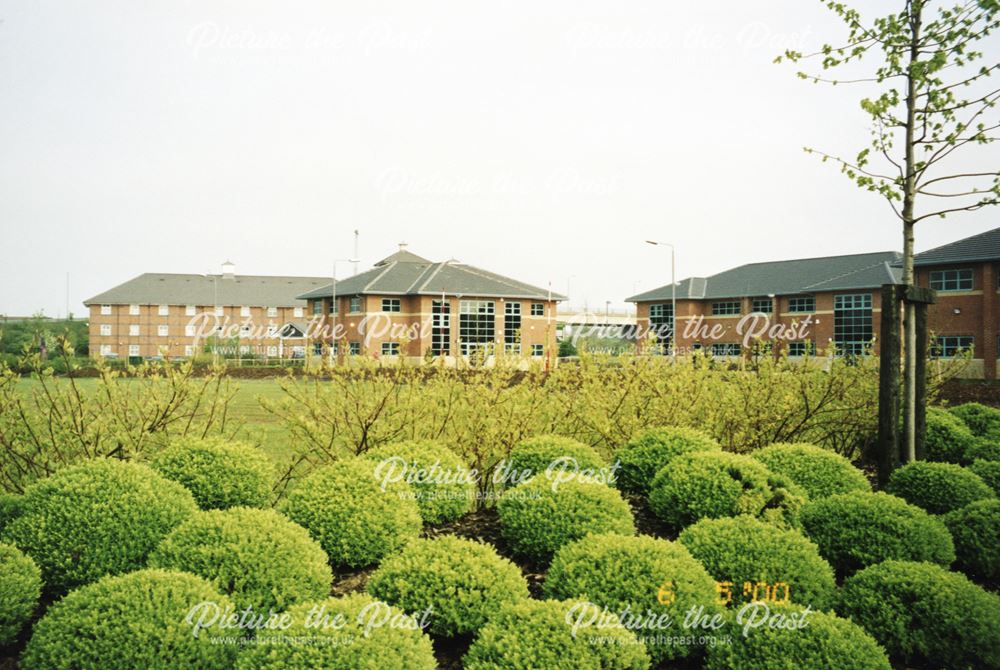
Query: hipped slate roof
84,274,330,307
298,250,566,301
627,251,902,302
913,227,1000,266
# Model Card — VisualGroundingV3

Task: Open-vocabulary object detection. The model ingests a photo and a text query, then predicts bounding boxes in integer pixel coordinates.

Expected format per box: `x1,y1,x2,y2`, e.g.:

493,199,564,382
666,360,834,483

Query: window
531,344,544,357
350,296,362,313
267,306,278,318
432,300,451,355
100,344,113,356
382,298,401,312
788,296,815,313
788,340,816,357
158,325,169,337
184,345,194,357
239,325,251,337
531,303,544,317
834,293,873,356
649,303,674,354
128,344,141,357
931,336,974,358
349,341,361,355
185,305,196,316
712,301,741,316
100,324,112,336
100,304,112,315
214,305,224,317
129,325,140,336
185,325,196,337
329,299,339,315
293,307,304,318
239,306,250,317
129,304,140,316
158,304,169,316
459,300,495,356
313,342,323,355
504,302,522,353
752,298,773,314
311,301,323,315
930,269,973,292
711,343,741,356
382,342,400,356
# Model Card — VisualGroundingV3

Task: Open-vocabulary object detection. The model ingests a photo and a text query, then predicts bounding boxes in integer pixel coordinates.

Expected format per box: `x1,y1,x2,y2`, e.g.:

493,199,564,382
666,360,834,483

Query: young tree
778,0,999,468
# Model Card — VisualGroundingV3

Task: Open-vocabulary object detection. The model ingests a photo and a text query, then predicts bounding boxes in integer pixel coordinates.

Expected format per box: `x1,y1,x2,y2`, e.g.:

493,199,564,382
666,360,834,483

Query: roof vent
221,260,235,279
398,242,408,251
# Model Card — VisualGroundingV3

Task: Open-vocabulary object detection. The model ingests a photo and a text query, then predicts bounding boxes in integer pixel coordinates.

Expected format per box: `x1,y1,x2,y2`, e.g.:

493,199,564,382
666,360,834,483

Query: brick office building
296,247,564,363
627,251,902,359
84,263,329,360
914,227,1000,379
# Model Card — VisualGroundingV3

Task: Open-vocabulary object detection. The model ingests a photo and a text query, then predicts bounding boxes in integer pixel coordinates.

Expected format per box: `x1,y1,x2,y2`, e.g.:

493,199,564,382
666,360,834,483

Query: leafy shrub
544,533,722,662
704,603,891,670
924,406,978,464
949,402,1000,437
367,535,528,636
752,442,870,499
648,451,806,531
800,492,954,578
364,440,474,523
150,436,275,510
944,499,1000,584
838,560,1000,669
1,459,197,593
969,438,1000,462
235,593,436,670
614,426,719,494
149,507,332,612
886,461,994,514
970,459,1000,495
0,492,21,533
0,542,41,646
505,435,607,484
282,458,422,568
21,569,237,669
463,598,651,670
497,475,634,562
678,516,836,610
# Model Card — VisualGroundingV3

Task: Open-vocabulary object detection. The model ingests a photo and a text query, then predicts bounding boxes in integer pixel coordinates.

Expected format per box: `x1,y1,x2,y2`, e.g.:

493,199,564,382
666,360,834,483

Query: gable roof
84,273,330,307
627,251,902,302
913,227,1000,266
298,251,566,301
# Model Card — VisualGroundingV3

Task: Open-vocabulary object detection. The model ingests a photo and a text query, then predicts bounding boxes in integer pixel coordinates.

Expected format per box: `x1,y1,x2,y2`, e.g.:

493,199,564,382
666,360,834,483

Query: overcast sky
1,0,997,317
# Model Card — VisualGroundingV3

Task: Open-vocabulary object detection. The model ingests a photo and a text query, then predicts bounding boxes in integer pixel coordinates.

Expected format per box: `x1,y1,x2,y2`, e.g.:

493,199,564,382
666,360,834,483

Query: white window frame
215,306,224,317
100,304,112,315
157,304,169,316
100,324,112,336
382,342,400,356
128,344,141,357
240,306,251,317
158,325,169,337
293,307,304,318
350,296,362,313
129,304,140,316
129,325,140,337
185,325,196,337
267,306,278,318
100,344,113,356
185,305,196,316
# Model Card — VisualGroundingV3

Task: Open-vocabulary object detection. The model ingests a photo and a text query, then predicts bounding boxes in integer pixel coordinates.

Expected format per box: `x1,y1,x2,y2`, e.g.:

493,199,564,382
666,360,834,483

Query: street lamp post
331,258,359,364
645,240,676,359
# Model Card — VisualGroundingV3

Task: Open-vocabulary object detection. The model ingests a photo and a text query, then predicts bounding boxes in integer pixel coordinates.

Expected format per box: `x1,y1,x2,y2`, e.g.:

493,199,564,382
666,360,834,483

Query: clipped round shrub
0,492,21,534
505,435,607,484
149,506,332,612
800,492,954,578
944,499,1000,583
236,593,436,670
971,458,1000,495
367,535,529,636
838,560,1000,669
924,406,978,464
463,598,651,670
704,603,891,670
21,569,237,669
678,516,836,610
151,436,275,510
497,475,634,562
544,533,722,662
752,442,870,499
364,439,474,524
949,402,1000,437
614,426,719,494
969,438,1000,462
886,460,994,514
648,451,806,531
282,458,422,568
0,542,41,646
1,459,197,593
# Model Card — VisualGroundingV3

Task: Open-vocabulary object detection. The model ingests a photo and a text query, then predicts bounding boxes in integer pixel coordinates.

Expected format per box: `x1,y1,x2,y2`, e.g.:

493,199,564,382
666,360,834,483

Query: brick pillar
983,264,996,380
